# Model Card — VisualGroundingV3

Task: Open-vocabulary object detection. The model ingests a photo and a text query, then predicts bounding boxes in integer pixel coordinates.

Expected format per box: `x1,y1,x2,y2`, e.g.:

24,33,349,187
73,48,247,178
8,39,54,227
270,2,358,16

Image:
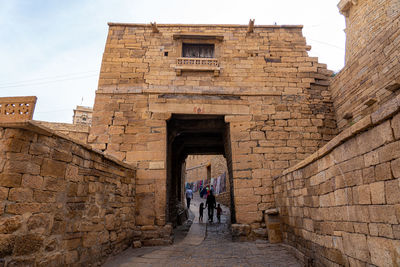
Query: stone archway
166,114,235,226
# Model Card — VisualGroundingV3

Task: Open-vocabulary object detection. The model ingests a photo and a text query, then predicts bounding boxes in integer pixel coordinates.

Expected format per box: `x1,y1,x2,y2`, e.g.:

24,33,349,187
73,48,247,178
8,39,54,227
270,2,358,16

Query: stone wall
215,192,230,208
0,122,139,266
332,0,400,131
35,121,90,144
338,0,400,64
185,155,227,183
89,23,337,229
273,95,400,266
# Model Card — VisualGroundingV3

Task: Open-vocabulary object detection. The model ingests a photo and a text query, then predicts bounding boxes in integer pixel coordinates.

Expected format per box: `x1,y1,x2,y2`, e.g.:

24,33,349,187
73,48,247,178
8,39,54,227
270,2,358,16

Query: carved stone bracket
338,0,358,17
150,22,159,33
247,19,255,33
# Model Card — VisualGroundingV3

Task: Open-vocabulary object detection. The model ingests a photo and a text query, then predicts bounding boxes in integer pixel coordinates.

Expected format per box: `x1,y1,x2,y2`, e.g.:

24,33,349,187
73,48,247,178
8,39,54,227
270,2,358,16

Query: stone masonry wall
332,0,400,132
339,0,400,64
89,23,337,230
273,95,400,266
0,123,138,266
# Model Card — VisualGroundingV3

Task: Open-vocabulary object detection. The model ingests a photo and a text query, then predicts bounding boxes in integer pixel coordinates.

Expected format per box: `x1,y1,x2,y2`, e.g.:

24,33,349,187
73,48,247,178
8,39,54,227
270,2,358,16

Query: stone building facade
88,22,336,230
73,106,93,125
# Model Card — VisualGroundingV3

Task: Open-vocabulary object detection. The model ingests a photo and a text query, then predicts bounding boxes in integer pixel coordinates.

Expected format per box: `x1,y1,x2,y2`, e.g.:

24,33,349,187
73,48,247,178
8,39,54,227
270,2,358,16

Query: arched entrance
166,114,235,226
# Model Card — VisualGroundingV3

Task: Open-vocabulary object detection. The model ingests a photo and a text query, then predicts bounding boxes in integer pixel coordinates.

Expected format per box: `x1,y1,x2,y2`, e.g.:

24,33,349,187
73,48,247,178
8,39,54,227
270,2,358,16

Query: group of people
185,186,223,223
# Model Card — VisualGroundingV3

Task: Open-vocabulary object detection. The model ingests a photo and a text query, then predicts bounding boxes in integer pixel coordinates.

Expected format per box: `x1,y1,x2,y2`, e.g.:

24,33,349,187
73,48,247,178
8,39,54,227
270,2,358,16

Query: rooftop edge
107,22,303,29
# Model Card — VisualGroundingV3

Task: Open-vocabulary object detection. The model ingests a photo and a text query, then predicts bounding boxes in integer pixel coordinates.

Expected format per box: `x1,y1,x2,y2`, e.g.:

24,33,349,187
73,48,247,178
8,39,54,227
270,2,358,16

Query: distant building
73,105,93,125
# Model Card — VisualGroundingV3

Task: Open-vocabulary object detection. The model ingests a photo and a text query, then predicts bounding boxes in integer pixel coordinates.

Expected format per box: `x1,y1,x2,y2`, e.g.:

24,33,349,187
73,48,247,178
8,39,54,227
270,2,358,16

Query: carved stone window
173,33,223,76
182,43,214,58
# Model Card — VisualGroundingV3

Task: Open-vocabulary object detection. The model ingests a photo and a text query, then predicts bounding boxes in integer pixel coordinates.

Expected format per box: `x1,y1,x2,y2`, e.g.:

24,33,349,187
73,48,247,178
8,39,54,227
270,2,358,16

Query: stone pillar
264,208,282,243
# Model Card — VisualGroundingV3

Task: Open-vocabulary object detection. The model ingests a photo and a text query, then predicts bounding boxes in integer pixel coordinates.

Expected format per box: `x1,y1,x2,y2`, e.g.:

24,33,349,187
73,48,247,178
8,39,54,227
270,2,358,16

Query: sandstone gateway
1,0,400,266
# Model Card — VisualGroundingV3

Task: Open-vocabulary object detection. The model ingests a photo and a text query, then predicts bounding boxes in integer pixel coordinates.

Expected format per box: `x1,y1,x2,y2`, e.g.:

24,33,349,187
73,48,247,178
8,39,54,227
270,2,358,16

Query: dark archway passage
166,114,235,227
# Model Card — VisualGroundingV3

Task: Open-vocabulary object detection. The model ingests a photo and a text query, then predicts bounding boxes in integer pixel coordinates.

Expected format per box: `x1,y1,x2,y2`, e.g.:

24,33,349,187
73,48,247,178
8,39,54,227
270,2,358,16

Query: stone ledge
97,86,283,96
34,120,90,133
107,22,303,29
0,120,136,171
281,94,400,176
265,208,279,215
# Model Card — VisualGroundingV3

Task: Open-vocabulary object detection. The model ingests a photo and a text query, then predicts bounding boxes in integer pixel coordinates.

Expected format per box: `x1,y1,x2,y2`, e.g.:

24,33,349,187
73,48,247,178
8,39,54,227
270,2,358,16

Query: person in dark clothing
205,191,216,222
216,204,222,223
199,203,204,222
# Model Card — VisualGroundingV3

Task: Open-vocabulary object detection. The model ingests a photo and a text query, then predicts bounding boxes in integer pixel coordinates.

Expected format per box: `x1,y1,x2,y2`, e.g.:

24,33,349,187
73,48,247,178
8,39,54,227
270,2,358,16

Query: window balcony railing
0,96,37,123
175,57,220,76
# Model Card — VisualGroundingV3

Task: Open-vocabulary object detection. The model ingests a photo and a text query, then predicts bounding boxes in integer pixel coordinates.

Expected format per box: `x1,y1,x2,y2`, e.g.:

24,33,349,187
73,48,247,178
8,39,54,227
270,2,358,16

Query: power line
35,108,73,114
308,38,345,50
0,70,98,86
0,74,98,89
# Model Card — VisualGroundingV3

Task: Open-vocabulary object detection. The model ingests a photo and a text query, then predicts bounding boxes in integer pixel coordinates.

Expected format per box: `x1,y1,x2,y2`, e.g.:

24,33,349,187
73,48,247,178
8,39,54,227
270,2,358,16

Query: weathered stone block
375,162,392,181
51,149,73,162
41,159,66,178
0,172,22,187
354,184,371,204
0,234,15,257
385,179,400,204
105,214,116,230
370,181,385,204
0,216,22,234
13,234,43,256
6,203,43,214
342,233,369,262
391,158,400,178
378,140,400,163
4,160,40,175
29,143,50,155
357,121,394,155
8,188,33,202
34,190,57,203
392,112,400,139
21,174,43,189
369,205,398,224
367,236,400,267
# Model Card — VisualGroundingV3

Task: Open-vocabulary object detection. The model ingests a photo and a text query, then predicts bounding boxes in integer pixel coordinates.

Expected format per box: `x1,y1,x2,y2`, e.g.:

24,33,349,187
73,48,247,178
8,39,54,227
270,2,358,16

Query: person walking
185,187,193,209
216,204,222,223
199,203,204,222
205,190,216,222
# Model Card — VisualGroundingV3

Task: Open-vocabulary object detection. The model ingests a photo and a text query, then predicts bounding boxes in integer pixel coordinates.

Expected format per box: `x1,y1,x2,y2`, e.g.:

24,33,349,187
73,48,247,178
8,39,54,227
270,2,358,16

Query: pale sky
0,0,346,123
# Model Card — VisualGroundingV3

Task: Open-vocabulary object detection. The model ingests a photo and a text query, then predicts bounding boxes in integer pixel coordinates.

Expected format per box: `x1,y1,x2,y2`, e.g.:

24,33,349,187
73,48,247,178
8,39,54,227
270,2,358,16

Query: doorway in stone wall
166,114,235,227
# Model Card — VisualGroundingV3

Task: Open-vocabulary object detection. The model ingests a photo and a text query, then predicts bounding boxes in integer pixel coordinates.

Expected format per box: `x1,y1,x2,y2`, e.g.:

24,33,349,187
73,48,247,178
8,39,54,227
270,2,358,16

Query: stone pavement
103,195,301,267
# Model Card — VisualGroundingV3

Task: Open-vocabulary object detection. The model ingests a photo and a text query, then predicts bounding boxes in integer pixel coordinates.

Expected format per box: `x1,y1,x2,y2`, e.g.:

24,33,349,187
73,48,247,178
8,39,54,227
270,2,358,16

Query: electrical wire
35,108,73,114
0,70,98,86
0,74,98,89
307,38,345,50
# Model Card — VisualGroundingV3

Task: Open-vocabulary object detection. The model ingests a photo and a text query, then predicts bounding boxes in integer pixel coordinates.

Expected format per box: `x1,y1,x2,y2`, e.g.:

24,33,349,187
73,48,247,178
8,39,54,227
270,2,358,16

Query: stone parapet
34,120,91,144
0,96,37,123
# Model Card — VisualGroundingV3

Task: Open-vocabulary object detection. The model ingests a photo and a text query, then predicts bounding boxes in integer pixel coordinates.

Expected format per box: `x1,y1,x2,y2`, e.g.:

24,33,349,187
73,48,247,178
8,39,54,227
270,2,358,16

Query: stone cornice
107,22,303,29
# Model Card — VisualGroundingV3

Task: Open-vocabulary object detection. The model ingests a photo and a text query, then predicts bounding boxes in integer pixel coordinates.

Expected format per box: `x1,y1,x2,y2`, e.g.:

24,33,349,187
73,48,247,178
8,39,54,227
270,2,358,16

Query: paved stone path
103,196,301,267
